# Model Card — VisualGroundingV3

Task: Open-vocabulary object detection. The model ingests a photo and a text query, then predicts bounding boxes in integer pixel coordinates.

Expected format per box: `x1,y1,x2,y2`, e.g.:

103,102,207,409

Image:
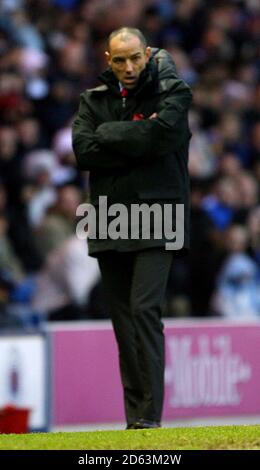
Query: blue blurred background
0,0,260,328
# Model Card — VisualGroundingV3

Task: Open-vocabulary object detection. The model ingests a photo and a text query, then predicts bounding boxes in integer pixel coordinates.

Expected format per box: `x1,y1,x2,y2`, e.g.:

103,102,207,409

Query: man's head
105,27,151,89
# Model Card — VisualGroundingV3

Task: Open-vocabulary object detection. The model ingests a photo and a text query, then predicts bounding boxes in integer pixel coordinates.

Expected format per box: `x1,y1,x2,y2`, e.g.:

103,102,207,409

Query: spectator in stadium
32,236,101,321
34,184,82,258
211,224,260,318
72,27,192,429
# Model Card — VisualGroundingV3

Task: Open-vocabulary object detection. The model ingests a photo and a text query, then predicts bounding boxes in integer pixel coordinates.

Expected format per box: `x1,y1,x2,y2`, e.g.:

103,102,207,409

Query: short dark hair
107,27,147,51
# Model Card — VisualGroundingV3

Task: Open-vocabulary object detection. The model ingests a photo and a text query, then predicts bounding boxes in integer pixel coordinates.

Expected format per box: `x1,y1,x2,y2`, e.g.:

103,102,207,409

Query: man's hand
132,112,157,121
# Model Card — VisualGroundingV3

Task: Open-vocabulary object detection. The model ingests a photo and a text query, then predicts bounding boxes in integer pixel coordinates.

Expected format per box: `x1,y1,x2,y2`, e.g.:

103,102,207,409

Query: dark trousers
97,248,173,425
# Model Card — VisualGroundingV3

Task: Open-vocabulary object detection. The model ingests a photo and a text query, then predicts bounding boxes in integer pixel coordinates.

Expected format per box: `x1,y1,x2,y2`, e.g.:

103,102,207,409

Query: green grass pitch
0,425,259,450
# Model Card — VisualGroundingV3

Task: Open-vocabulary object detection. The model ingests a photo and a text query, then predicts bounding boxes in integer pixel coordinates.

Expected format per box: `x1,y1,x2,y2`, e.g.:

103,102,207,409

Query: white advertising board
0,333,49,430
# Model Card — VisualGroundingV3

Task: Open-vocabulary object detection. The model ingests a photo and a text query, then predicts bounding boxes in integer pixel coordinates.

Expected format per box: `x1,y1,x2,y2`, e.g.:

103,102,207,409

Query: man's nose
125,60,134,73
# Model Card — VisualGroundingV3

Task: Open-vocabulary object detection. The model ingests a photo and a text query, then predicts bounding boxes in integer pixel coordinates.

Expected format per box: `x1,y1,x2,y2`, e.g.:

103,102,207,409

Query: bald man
73,27,192,429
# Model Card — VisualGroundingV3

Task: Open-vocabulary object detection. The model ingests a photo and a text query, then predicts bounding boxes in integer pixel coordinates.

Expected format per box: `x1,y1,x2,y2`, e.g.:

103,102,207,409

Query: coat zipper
121,87,128,109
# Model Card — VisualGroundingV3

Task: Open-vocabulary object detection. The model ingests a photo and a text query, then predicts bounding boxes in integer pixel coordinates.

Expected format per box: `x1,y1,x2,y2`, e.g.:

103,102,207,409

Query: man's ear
105,51,111,66
145,47,152,62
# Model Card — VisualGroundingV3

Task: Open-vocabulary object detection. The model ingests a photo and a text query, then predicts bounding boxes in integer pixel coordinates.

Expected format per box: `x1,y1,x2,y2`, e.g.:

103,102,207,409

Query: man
72,27,192,429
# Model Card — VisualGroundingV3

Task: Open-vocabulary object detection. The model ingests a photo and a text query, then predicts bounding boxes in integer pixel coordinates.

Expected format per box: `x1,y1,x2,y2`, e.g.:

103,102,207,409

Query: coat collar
98,58,157,97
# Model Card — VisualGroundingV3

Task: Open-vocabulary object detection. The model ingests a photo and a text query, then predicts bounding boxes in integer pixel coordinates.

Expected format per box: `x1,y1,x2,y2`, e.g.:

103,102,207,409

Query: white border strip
46,318,260,332
51,415,260,432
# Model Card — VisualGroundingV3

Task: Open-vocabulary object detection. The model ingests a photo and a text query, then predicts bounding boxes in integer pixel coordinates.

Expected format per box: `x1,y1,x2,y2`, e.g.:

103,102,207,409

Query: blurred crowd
0,0,260,328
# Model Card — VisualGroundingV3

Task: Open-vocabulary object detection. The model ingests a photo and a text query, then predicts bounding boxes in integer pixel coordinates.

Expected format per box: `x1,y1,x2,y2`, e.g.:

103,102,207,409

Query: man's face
106,35,151,89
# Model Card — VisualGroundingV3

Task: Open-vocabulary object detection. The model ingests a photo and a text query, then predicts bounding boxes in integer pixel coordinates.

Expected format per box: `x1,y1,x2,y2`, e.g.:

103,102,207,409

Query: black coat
72,48,192,255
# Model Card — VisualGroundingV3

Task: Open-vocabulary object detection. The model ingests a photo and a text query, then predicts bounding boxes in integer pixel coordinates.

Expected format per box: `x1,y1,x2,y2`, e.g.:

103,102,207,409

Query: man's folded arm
72,94,126,171
95,78,192,161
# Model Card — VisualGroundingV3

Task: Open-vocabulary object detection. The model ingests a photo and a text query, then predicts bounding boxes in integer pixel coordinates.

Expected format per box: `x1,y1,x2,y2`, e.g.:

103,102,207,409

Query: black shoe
134,419,161,429
125,423,137,430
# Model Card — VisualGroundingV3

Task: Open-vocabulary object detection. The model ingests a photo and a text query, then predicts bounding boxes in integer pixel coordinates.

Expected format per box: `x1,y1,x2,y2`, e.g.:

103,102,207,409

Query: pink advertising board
50,320,260,425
